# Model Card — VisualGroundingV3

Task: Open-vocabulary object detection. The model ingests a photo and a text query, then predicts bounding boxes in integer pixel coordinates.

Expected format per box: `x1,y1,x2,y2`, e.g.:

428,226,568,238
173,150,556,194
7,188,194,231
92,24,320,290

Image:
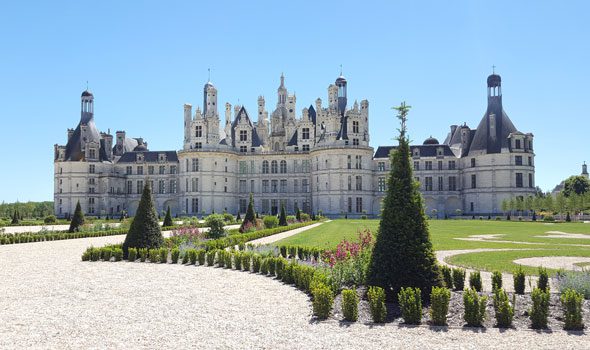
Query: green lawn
275,219,590,274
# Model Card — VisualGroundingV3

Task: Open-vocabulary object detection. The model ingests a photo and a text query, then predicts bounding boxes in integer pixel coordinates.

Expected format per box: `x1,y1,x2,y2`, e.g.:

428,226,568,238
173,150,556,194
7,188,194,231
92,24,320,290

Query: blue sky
1,1,588,202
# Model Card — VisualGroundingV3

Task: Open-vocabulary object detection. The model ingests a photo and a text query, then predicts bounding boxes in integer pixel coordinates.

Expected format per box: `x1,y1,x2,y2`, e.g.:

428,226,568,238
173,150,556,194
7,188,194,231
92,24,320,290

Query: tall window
302,179,309,193
347,155,352,169
126,166,132,175
89,149,96,159
348,197,352,213
471,174,476,188
148,166,154,175
262,180,269,193
195,125,202,137
471,158,476,167
159,165,165,175
170,165,177,174
515,139,521,149
169,180,177,194
250,179,255,192
448,176,457,191
302,128,310,140
239,180,247,193
293,179,299,193
438,176,443,191
280,160,287,173
280,179,287,193
438,161,443,171
239,161,248,174
137,180,143,194
348,176,352,191
127,180,132,194
262,160,269,174
425,161,432,170
355,155,362,169
528,173,533,188
378,162,385,171
191,178,198,192
515,155,523,166
271,160,278,174
302,160,310,173
352,121,359,133
378,177,385,192
528,157,532,166
355,176,362,190
414,161,420,171
516,173,523,188
239,199,247,213
137,166,143,175
191,198,198,213
356,197,363,213
271,180,278,193
159,180,165,194
448,161,456,170
240,130,247,141
425,177,433,191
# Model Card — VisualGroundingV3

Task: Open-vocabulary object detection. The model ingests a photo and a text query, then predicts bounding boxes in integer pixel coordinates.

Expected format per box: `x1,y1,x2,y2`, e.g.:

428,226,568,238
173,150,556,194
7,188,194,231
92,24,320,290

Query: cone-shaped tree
295,203,301,222
163,206,173,227
367,102,442,300
240,193,256,232
68,201,85,232
279,203,287,226
122,182,163,256
236,212,241,221
11,209,19,225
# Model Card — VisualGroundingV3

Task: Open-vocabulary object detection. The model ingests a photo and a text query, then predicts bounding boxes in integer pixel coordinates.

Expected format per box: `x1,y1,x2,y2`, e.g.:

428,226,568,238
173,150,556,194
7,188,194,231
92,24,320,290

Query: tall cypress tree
68,201,85,232
367,102,442,300
122,182,163,256
163,206,173,227
279,203,287,226
240,193,256,232
295,203,301,221
11,209,19,225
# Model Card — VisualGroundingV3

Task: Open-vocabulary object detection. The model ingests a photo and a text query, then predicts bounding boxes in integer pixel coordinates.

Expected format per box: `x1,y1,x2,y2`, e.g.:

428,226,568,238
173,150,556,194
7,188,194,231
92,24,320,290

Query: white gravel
514,256,590,271
248,221,326,245
0,235,588,349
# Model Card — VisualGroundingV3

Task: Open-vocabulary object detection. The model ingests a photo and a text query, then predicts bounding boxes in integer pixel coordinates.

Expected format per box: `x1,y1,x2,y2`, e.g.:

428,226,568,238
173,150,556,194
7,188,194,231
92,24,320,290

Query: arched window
271,160,278,174
280,160,287,173
262,160,269,174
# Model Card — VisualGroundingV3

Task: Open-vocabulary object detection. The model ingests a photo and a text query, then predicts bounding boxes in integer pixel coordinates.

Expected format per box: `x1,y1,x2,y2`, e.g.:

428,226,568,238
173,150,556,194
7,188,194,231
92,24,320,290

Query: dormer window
159,153,166,162
136,154,143,162
240,130,248,142
195,125,202,138
515,139,521,149
89,149,96,159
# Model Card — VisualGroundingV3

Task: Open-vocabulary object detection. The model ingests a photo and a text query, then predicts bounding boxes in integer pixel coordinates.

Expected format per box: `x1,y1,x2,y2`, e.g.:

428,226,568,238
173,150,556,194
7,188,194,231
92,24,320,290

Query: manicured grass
274,219,590,273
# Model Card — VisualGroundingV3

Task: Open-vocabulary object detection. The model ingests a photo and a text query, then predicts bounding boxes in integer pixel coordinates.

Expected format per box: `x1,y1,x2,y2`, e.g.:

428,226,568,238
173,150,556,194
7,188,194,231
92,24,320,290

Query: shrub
122,183,163,257
188,249,197,265
90,247,100,261
206,250,216,266
279,246,287,258
171,248,180,264
224,251,233,269
398,287,422,325
561,288,584,330
44,215,57,224
260,258,269,275
342,289,359,322
181,251,189,264
513,266,526,295
311,283,333,320
252,254,262,273
197,249,206,266
469,271,482,292
530,287,550,329
234,252,242,270
556,270,590,299
101,247,112,261
297,247,305,260
452,268,466,291
282,262,294,284
205,214,226,239
113,248,123,262
463,288,487,327
543,215,555,222
538,267,549,291
148,249,159,263
217,250,226,268
263,216,279,229
270,257,279,276
159,248,168,263
222,212,235,224
493,288,514,328
278,203,287,226
241,253,251,271
367,286,387,323
239,193,256,233
491,271,503,292
430,286,450,326
68,201,85,233
163,206,173,227
139,248,148,262
441,266,453,289
127,248,137,262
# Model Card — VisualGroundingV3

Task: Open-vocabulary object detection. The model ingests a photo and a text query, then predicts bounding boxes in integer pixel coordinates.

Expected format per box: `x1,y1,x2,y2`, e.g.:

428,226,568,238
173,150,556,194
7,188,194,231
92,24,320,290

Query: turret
184,103,192,142
335,74,347,116
225,102,232,125
277,73,287,106
203,81,217,117
583,162,589,179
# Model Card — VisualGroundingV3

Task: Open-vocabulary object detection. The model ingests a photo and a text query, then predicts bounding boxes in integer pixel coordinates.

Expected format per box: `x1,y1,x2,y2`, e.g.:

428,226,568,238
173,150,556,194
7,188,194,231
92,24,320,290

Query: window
262,180,269,193
438,176,443,191
516,173,523,188
425,177,433,191
240,146,247,153
302,160,310,173
271,160,278,174
169,180,177,194
529,140,533,150
127,180,132,194
250,160,255,174
137,180,143,194
262,160,269,174
425,161,432,170
515,139,521,149
191,198,198,213
271,180,278,193
137,166,143,175
471,174,476,188
195,142,202,149
239,161,248,174
89,187,95,194
126,166,132,175
191,178,198,192
348,176,352,191
148,166,154,175
471,158,476,167
239,199,247,213
378,162,385,171
88,178,95,185
158,180,165,194
239,180,247,193
448,161,456,170
347,155,352,169
191,159,198,172
353,138,359,146
280,179,287,193
262,199,270,214
294,179,299,193
280,160,287,173
250,179,255,192
528,157,532,166
302,128,310,139
170,165,177,174
356,155,362,169
528,173,533,188
515,156,522,166
353,121,359,133
438,161,443,170
302,179,309,193
348,197,352,213
355,176,362,190
414,161,420,171
89,149,96,159
240,130,248,142
356,197,363,213
195,125,202,137
470,202,474,212
302,144,310,152
378,177,385,192
449,176,457,191
159,165,165,175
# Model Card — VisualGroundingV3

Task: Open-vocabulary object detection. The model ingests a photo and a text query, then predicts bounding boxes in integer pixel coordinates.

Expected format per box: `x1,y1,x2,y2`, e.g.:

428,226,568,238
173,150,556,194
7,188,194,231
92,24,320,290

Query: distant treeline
0,201,54,219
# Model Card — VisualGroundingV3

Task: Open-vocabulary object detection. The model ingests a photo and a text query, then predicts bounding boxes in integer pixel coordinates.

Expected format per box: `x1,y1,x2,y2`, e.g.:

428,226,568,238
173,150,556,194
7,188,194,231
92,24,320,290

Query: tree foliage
240,193,256,233
563,175,590,197
278,203,287,226
68,201,85,232
163,206,173,227
367,102,442,300
122,182,163,256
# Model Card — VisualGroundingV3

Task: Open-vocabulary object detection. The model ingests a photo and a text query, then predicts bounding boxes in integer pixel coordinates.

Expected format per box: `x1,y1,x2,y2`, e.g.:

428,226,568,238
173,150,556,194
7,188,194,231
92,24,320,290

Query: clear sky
1,1,588,202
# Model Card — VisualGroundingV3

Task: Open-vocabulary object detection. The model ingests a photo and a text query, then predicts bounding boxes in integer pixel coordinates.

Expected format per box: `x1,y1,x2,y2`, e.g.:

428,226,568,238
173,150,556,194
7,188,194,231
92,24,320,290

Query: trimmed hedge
530,287,550,329
493,288,514,328
469,271,482,292
311,283,333,320
452,268,465,291
513,266,526,295
430,286,450,326
1,228,127,245
367,286,387,323
398,287,422,325
463,288,487,327
342,288,359,322
561,288,584,330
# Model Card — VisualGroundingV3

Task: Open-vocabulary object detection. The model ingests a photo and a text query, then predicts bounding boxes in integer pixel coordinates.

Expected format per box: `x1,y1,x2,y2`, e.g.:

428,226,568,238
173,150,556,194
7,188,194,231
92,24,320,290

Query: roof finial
492,65,496,74
207,68,211,82
86,80,89,90
339,64,343,76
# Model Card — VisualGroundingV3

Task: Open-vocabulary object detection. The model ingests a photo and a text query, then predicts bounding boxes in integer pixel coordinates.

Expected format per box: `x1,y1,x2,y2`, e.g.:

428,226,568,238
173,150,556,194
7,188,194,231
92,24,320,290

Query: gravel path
0,236,588,349
514,256,590,271
247,221,326,245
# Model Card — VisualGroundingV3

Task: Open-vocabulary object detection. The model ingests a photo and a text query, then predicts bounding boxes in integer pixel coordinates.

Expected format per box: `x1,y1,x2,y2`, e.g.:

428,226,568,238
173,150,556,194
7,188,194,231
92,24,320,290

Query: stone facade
54,73,535,218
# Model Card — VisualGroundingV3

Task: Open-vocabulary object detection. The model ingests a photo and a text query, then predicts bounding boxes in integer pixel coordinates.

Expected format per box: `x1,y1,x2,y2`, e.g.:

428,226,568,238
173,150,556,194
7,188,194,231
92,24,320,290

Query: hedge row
276,244,324,261
0,228,128,245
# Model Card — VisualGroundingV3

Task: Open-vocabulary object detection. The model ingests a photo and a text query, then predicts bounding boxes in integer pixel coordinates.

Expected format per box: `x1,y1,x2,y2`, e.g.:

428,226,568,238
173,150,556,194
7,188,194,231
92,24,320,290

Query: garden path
247,221,328,245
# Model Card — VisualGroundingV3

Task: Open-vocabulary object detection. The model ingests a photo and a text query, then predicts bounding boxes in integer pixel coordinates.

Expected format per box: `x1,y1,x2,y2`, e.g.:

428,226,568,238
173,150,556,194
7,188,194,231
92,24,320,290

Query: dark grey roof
335,75,347,85
287,130,298,146
487,74,501,87
230,106,261,148
336,115,348,140
423,136,439,145
81,90,93,97
308,105,317,125
468,96,517,155
251,128,262,147
374,144,455,159
117,151,178,163
64,112,105,161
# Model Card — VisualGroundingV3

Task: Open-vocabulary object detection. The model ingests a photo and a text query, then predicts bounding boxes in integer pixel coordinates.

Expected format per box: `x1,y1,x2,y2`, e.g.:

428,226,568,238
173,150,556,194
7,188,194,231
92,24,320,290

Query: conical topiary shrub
279,203,287,226
163,206,173,227
68,201,85,232
122,182,164,257
240,193,256,232
367,102,442,300
11,209,19,225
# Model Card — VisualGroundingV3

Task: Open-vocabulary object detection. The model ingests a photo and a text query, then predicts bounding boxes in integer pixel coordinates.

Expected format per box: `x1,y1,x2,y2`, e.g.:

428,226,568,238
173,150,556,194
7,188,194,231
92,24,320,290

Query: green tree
239,193,256,232
122,182,164,257
544,195,554,213
563,176,590,197
295,202,301,221
525,196,534,216
11,209,19,225
163,206,173,227
556,192,567,220
508,197,516,216
367,102,441,300
278,202,287,226
68,201,85,232
515,197,525,216
501,199,508,217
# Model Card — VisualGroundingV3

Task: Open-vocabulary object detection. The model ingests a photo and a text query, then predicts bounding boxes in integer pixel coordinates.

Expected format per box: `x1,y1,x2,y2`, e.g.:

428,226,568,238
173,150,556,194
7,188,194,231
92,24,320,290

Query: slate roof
287,130,298,146
468,96,517,155
308,105,317,125
64,112,105,161
336,115,348,140
230,106,262,147
117,151,179,163
374,144,455,159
